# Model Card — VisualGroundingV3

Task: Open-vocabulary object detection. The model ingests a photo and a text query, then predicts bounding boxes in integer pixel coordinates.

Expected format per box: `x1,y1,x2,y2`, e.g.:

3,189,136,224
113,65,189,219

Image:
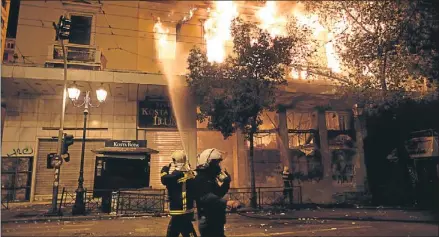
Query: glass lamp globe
67,86,81,101
96,88,108,103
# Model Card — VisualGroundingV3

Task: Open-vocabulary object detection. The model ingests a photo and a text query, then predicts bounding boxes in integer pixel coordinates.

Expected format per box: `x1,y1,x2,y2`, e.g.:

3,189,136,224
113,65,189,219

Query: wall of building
235,109,364,204
15,1,204,73
1,93,242,199
1,94,138,200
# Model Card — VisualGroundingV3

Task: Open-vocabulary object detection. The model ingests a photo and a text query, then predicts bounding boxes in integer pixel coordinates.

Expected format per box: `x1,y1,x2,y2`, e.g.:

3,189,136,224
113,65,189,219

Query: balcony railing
45,44,102,70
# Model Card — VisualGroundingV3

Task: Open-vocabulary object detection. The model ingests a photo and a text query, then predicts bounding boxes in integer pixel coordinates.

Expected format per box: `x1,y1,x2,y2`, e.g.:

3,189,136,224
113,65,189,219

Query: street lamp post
68,83,107,215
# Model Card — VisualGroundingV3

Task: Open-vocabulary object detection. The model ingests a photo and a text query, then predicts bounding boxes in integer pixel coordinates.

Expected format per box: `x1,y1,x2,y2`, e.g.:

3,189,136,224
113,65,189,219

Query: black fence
116,189,166,215
58,188,107,215
59,186,302,215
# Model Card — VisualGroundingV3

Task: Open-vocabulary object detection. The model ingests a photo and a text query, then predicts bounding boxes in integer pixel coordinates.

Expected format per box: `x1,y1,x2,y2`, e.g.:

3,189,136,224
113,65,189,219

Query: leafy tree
186,18,304,207
303,0,439,206
303,0,439,108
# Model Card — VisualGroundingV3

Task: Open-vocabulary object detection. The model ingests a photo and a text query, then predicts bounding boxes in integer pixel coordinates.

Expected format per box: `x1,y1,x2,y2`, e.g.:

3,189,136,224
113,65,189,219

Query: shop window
331,149,356,184
286,111,315,130
326,111,351,131
1,157,33,202
290,149,323,183
69,15,92,45
288,132,314,149
246,133,278,149
259,111,278,130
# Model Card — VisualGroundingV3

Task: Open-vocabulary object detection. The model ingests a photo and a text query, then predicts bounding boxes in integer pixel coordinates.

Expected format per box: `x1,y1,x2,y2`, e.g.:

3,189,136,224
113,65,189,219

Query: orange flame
203,1,239,63
256,1,288,38
153,17,175,60
292,4,346,78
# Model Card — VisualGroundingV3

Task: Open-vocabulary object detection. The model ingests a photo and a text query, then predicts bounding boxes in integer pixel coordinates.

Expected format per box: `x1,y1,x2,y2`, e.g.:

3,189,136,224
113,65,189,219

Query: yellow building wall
15,1,204,73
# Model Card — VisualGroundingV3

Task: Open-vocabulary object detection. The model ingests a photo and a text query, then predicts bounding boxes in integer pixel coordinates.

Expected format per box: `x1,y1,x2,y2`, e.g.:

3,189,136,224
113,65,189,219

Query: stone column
277,108,290,168
1,102,6,143
236,129,249,187
354,115,367,192
186,95,197,168
317,110,331,180
232,133,239,188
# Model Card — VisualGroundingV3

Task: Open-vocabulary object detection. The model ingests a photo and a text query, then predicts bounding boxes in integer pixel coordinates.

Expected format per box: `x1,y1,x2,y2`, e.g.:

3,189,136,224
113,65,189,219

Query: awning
92,147,159,155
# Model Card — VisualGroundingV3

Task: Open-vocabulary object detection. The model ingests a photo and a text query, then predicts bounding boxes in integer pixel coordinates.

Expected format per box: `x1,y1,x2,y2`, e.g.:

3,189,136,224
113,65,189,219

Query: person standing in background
282,166,294,206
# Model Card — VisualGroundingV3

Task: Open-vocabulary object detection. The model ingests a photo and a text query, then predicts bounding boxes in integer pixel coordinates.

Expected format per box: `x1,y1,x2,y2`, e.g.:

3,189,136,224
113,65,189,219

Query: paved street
2,213,438,236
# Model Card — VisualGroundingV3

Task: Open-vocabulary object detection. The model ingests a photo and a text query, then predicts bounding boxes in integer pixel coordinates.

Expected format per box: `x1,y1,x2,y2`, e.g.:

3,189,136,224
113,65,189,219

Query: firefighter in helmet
161,150,197,237
193,148,240,237
282,166,294,206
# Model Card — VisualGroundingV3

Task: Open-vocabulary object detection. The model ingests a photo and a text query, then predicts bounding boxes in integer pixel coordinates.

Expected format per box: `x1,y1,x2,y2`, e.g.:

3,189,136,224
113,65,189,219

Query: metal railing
58,186,302,215
58,187,107,215
52,44,100,63
45,44,102,70
116,189,166,215
1,194,9,210
224,186,302,209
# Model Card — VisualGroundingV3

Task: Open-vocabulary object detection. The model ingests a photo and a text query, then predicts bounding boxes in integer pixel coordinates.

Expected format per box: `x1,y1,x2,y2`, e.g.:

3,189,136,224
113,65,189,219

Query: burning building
1,0,367,204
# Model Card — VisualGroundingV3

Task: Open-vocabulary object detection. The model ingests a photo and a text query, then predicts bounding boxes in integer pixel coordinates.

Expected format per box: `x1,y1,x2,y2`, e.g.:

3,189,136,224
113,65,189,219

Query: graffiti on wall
290,149,323,183
331,149,356,184
6,146,34,157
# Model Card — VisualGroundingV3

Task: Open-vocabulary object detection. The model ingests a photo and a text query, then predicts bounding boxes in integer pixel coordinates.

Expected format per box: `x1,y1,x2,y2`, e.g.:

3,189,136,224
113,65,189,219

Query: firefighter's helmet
171,150,188,171
196,148,226,170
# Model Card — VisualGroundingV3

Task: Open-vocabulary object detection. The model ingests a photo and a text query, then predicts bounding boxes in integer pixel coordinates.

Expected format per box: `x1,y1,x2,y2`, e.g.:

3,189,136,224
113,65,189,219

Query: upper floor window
69,15,92,45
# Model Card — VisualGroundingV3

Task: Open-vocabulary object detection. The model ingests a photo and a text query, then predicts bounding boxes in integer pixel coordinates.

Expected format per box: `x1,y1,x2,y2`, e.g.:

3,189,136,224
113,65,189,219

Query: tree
303,0,439,206
303,0,439,108
186,18,304,208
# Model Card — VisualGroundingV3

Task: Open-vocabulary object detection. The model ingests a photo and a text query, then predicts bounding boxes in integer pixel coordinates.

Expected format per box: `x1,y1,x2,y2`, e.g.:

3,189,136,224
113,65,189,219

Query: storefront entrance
93,156,150,193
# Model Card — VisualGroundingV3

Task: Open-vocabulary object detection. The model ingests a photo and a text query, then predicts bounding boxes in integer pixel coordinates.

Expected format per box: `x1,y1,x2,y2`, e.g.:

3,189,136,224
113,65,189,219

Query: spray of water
153,19,196,165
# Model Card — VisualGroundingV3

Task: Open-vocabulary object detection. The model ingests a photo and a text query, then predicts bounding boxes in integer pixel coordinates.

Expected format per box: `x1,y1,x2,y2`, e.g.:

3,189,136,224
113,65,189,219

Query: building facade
1,0,10,58
1,0,367,204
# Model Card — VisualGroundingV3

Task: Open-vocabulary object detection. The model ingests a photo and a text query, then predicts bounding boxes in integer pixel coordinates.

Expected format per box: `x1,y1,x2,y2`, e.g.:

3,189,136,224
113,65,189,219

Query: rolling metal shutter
34,139,105,199
146,131,187,189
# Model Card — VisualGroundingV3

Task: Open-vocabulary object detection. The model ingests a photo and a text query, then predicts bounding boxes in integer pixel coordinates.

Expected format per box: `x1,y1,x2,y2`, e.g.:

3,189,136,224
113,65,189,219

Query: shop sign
138,99,177,128
105,140,147,148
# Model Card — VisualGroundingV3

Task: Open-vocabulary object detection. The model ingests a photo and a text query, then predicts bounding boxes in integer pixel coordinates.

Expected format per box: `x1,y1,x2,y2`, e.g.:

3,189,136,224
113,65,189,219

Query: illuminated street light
68,83,107,215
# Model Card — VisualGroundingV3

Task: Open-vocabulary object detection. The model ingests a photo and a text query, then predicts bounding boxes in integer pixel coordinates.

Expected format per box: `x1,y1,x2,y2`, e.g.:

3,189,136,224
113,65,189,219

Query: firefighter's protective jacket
193,171,230,224
161,169,196,216
282,170,293,187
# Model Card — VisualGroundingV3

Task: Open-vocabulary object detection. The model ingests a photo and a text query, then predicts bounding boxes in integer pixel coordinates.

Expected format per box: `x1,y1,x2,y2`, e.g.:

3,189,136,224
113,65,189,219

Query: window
10,43,14,49
3,53,8,61
69,15,92,45
325,111,351,131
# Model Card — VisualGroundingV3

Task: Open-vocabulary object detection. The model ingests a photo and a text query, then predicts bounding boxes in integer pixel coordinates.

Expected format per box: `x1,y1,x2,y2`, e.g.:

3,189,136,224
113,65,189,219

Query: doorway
93,156,150,196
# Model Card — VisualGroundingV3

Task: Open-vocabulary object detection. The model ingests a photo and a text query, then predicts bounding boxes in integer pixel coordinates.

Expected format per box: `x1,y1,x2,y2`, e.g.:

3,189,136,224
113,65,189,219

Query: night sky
6,0,20,38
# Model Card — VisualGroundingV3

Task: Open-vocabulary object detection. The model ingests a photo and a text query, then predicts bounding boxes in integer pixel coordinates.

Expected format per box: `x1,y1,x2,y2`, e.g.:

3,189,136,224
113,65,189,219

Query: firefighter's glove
227,200,241,210
222,170,232,184
161,165,170,174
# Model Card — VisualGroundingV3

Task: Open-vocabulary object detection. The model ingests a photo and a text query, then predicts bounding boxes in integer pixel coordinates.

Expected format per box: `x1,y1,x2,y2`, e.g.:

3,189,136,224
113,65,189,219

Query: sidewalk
2,203,437,224
238,207,438,224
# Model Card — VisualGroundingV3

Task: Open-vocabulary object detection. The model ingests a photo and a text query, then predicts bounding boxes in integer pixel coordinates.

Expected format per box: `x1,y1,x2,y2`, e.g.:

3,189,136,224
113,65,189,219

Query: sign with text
138,99,177,128
105,140,147,148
